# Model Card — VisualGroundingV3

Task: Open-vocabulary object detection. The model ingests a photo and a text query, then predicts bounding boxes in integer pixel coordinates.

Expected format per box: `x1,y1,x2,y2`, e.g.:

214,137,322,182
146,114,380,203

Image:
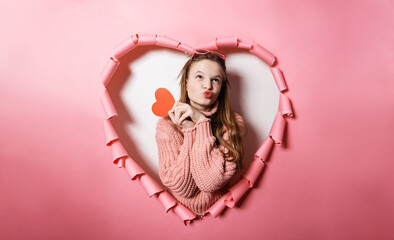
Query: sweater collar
200,101,219,117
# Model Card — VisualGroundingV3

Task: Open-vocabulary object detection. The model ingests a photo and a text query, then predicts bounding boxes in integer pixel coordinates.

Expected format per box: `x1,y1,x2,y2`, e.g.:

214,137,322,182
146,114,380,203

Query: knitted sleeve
155,117,198,198
185,113,245,193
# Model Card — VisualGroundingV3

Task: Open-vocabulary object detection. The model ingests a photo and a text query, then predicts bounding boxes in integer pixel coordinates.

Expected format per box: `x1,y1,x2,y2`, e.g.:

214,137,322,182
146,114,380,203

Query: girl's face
186,59,224,111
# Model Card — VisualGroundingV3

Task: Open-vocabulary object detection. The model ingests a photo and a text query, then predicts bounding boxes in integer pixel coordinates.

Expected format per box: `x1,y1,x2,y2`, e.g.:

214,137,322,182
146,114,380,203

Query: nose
203,79,212,90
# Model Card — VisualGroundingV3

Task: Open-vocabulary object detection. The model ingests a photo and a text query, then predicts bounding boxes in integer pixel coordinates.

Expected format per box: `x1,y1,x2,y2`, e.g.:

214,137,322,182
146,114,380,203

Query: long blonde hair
177,52,244,171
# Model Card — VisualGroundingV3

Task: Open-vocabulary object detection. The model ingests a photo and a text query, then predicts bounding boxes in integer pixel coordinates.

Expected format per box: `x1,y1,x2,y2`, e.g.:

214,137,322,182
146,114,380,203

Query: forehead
188,59,224,77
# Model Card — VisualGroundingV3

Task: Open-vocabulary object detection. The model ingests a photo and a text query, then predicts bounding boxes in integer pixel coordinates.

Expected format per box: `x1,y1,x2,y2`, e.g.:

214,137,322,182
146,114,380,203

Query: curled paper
156,35,180,49
117,158,125,168
197,41,219,50
110,140,128,164
224,178,250,208
135,34,157,45
237,41,252,50
242,159,265,188
138,174,164,197
172,203,198,226
216,36,238,47
279,93,293,117
205,192,232,217
177,42,194,54
100,89,117,119
124,157,145,180
101,57,120,87
113,37,137,59
131,35,139,44
254,137,275,161
103,119,119,146
250,43,276,66
270,67,288,92
156,191,177,213
269,112,286,144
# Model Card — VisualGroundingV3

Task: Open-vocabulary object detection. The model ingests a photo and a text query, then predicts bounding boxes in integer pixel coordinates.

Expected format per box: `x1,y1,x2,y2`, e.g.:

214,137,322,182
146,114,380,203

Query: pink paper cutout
254,137,275,161
279,93,293,117
172,203,198,226
269,112,286,144
250,43,276,66
104,119,118,146
124,157,145,180
177,42,194,54
100,89,117,119
113,36,137,59
100,34,292,224
197,41,219,50
224,178,250,208
156,191,177,213
135,34,157,45
156,35,181,49
138,174,164,197
237,41,252,50
110,140,128,164
117,157,125,168
242,159,265,188
270,67,288,92
205,192,232,217
216,36,238,47
101,57,120,87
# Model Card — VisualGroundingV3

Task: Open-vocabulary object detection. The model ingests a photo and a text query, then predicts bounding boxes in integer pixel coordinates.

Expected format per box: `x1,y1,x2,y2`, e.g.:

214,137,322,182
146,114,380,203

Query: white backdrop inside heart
120,49,279,175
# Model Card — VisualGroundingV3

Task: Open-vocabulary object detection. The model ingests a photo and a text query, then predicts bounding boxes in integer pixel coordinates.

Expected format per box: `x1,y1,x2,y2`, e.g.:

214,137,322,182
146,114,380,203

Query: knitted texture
155,102,245,215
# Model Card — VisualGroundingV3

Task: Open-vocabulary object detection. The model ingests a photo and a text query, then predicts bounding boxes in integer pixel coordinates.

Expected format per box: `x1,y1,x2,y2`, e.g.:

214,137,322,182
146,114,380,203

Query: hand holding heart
168,102,207,129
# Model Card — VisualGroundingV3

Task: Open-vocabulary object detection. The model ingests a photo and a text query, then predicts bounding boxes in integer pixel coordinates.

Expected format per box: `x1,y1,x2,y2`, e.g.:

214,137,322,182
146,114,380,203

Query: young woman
155,51,245,216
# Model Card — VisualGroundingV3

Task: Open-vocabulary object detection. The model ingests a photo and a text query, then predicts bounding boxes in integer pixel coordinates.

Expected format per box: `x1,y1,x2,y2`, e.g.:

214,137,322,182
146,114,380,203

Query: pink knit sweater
155,101,245,215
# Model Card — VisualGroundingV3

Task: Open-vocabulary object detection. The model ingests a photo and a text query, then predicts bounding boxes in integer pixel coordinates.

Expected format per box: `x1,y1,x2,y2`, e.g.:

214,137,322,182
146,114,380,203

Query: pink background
1,0,393,239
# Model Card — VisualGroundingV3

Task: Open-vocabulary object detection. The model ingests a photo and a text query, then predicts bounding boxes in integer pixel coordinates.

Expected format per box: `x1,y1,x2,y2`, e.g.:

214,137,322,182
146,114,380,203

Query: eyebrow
193,71,222,78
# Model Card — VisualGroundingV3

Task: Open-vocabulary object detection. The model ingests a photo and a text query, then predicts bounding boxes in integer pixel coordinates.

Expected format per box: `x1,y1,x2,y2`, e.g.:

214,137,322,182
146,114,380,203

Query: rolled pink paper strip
242,159,265,188
138,174,163,197
113,37,137,59
250,43,276,66
216,36,238,47
156,35,180,49
172,203,197,226
117,157,125,168
101,57,120,87
197,41,218,50
269,112,286,144
124,157,145,180
110,140,128,164
270,67,288,92
131,34,138,44
224,178,250,208
237,41,252,50
156,191,177,213
279,93,293,117
254,137,275,161
100,89,117,119
135,34,157,45
177,42,194,53
205,192,231,217
104,119,118,146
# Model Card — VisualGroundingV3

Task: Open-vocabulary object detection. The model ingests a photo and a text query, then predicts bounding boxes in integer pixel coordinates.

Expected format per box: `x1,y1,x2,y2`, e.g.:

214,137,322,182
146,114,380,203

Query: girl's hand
168,102,207,129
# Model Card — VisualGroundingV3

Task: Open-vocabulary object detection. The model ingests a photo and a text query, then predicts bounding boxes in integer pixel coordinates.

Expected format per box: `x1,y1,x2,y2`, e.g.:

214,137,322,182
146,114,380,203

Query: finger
168,111,177,124
178,110,192,125
174,106,186,121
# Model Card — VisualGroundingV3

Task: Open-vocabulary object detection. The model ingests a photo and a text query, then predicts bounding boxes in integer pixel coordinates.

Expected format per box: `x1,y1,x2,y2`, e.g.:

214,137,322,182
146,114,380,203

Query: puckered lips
203,91,212,98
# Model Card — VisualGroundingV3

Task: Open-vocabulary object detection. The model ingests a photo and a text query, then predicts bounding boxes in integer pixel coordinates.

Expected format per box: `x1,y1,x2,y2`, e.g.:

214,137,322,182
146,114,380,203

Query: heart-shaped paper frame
100,34,293,225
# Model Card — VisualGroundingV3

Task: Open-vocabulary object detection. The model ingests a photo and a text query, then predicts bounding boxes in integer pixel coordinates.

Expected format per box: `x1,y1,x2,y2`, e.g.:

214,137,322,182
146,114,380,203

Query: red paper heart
152,88,175,117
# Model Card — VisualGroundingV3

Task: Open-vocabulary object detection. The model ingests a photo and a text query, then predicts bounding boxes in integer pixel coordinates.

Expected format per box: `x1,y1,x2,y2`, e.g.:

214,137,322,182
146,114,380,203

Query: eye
212,78,220,83
196,75,203,80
